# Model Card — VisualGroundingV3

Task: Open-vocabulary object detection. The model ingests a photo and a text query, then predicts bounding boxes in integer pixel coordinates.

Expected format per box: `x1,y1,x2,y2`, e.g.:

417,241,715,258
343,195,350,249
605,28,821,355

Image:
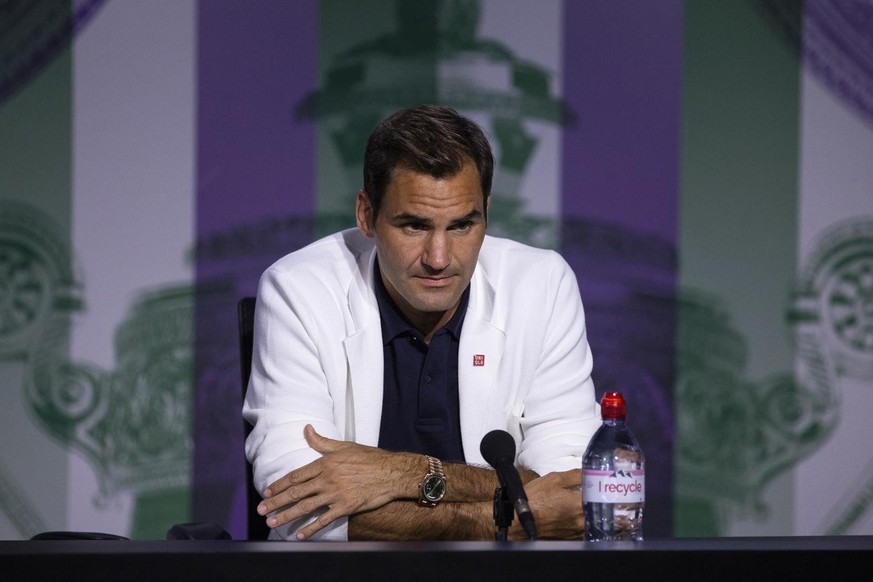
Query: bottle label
583,469,645,503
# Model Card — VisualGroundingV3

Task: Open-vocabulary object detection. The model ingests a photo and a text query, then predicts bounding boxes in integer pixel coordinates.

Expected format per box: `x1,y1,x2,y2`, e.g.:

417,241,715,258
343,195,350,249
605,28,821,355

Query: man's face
356,161,488,338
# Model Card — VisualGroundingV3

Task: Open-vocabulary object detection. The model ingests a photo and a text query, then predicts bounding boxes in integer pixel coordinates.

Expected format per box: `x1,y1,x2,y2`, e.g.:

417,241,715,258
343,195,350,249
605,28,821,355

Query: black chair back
238,296,270,540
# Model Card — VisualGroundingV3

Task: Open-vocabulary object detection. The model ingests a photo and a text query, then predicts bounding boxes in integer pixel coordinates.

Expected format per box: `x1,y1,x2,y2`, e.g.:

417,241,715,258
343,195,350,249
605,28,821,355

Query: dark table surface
2,536,872,581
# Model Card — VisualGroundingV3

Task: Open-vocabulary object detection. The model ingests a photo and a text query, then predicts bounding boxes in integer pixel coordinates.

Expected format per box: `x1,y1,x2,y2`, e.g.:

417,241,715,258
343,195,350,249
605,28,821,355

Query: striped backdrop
1,0,870,539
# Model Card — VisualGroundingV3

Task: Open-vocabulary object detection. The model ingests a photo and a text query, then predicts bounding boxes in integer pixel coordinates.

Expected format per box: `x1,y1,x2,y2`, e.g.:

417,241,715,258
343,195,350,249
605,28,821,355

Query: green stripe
314,0,442,237
675,0,801,536
0,40,73,536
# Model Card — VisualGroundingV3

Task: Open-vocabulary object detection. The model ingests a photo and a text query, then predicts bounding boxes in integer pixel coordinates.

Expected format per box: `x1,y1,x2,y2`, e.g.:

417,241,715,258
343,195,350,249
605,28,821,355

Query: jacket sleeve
242,266,349,541
516,252,601,476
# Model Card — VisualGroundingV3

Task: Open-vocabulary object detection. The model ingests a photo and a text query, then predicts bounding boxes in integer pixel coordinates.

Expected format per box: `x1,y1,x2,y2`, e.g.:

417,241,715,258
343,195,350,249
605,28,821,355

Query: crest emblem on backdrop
0,0,106,105
0,200,193,538
789,217,873,534
295,0,571,248
757,0,873,127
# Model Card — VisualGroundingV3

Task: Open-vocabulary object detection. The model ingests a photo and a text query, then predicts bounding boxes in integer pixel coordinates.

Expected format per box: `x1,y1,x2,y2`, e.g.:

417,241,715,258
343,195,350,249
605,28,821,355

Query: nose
422,232,450,272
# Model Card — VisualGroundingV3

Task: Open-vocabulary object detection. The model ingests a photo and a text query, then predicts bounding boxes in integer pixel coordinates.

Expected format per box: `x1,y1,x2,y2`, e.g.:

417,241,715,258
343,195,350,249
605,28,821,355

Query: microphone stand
492,485,514,541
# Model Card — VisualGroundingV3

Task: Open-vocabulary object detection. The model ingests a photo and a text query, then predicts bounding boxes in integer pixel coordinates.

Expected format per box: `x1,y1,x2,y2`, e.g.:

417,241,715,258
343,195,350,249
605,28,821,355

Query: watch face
423,474,446,502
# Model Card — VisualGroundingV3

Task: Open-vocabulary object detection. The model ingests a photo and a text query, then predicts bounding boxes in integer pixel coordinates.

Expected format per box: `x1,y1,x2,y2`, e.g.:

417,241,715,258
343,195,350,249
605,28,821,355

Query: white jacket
243,229,600,540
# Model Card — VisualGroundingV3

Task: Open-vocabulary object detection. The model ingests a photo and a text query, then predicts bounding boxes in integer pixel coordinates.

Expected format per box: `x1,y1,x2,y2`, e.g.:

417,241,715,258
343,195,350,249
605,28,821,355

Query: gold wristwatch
418,455,447,507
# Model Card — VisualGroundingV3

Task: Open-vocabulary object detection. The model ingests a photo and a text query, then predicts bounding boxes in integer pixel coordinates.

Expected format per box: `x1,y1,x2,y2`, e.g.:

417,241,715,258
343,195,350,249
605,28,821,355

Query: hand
511,469,585,540
257,425,421,539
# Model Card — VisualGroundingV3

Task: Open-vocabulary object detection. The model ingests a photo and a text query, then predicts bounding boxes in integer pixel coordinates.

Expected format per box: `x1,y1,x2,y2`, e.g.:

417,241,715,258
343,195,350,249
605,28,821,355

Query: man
243,105,600,541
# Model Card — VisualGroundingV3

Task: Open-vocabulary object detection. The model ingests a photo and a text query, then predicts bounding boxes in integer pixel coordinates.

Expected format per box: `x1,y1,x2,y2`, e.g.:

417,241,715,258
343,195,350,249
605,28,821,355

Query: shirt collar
374,257,470,344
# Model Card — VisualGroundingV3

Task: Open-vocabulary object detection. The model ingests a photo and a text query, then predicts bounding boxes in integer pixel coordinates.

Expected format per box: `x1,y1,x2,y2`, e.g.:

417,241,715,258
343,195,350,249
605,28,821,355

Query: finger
296,505,344,540
267,493,333,529
264,458,323,498
303,424,342,454
258,478,321,515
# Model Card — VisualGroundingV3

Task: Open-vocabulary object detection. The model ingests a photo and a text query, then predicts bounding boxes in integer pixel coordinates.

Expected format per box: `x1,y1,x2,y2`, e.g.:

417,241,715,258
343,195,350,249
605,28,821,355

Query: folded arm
348,468,584,541
256,425,583,540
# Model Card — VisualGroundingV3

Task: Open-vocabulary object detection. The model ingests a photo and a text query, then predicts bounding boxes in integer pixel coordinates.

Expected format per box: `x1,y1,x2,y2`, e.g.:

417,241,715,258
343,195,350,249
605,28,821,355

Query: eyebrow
389,210,484,226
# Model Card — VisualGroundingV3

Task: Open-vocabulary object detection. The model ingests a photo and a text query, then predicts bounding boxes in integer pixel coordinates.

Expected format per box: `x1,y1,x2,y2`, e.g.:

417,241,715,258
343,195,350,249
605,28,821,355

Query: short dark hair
362,105,494,219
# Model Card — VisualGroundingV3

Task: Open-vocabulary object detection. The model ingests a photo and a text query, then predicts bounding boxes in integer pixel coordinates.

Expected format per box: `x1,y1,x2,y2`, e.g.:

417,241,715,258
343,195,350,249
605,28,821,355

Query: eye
450,221,474,232
401,222,428,233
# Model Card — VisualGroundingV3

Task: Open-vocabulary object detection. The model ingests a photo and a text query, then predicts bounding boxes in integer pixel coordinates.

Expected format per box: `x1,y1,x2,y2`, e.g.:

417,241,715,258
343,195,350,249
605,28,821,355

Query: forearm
419,459,537,503
258,428,547,540
347,462,540,541
348,499,493,540
440,461,511,502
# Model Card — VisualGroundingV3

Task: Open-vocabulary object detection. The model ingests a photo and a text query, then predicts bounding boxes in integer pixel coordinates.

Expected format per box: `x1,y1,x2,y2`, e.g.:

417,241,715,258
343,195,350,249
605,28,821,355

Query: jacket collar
342,236,506,450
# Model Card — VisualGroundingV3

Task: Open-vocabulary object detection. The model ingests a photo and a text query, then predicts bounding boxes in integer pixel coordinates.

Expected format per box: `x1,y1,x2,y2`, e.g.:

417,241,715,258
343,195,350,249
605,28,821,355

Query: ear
356,190,375,237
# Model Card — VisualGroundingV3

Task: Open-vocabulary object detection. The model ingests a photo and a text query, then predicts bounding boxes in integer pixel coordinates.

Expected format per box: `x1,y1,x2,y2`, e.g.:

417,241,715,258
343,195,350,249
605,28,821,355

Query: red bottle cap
600,392,627,421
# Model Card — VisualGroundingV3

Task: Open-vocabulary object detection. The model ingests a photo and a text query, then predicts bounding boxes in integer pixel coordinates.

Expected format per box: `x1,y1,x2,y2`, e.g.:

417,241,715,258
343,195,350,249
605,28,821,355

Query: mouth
417,275,455,288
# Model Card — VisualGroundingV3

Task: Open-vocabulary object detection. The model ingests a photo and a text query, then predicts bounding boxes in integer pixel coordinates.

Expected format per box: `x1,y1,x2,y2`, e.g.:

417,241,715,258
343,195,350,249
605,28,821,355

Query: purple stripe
194,0,318,539
197,1,317,235
562,0,682,538
562,0,681,241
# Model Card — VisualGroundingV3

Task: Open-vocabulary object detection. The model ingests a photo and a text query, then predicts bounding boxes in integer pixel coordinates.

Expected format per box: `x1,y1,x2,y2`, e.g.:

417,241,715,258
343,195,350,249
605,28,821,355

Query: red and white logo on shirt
473,354,485,367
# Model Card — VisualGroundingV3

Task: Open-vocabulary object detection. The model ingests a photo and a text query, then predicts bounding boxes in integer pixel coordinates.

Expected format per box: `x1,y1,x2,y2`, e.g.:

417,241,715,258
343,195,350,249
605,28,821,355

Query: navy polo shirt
374,259,468,463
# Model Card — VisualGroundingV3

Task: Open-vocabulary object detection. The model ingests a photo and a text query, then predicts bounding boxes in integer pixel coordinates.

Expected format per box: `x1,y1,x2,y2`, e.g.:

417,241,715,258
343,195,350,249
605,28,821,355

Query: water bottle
582,391,645,541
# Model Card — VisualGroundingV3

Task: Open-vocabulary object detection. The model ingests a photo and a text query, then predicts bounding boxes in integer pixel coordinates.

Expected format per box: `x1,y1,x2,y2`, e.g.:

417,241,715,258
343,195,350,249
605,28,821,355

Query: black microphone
480,429,537,540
